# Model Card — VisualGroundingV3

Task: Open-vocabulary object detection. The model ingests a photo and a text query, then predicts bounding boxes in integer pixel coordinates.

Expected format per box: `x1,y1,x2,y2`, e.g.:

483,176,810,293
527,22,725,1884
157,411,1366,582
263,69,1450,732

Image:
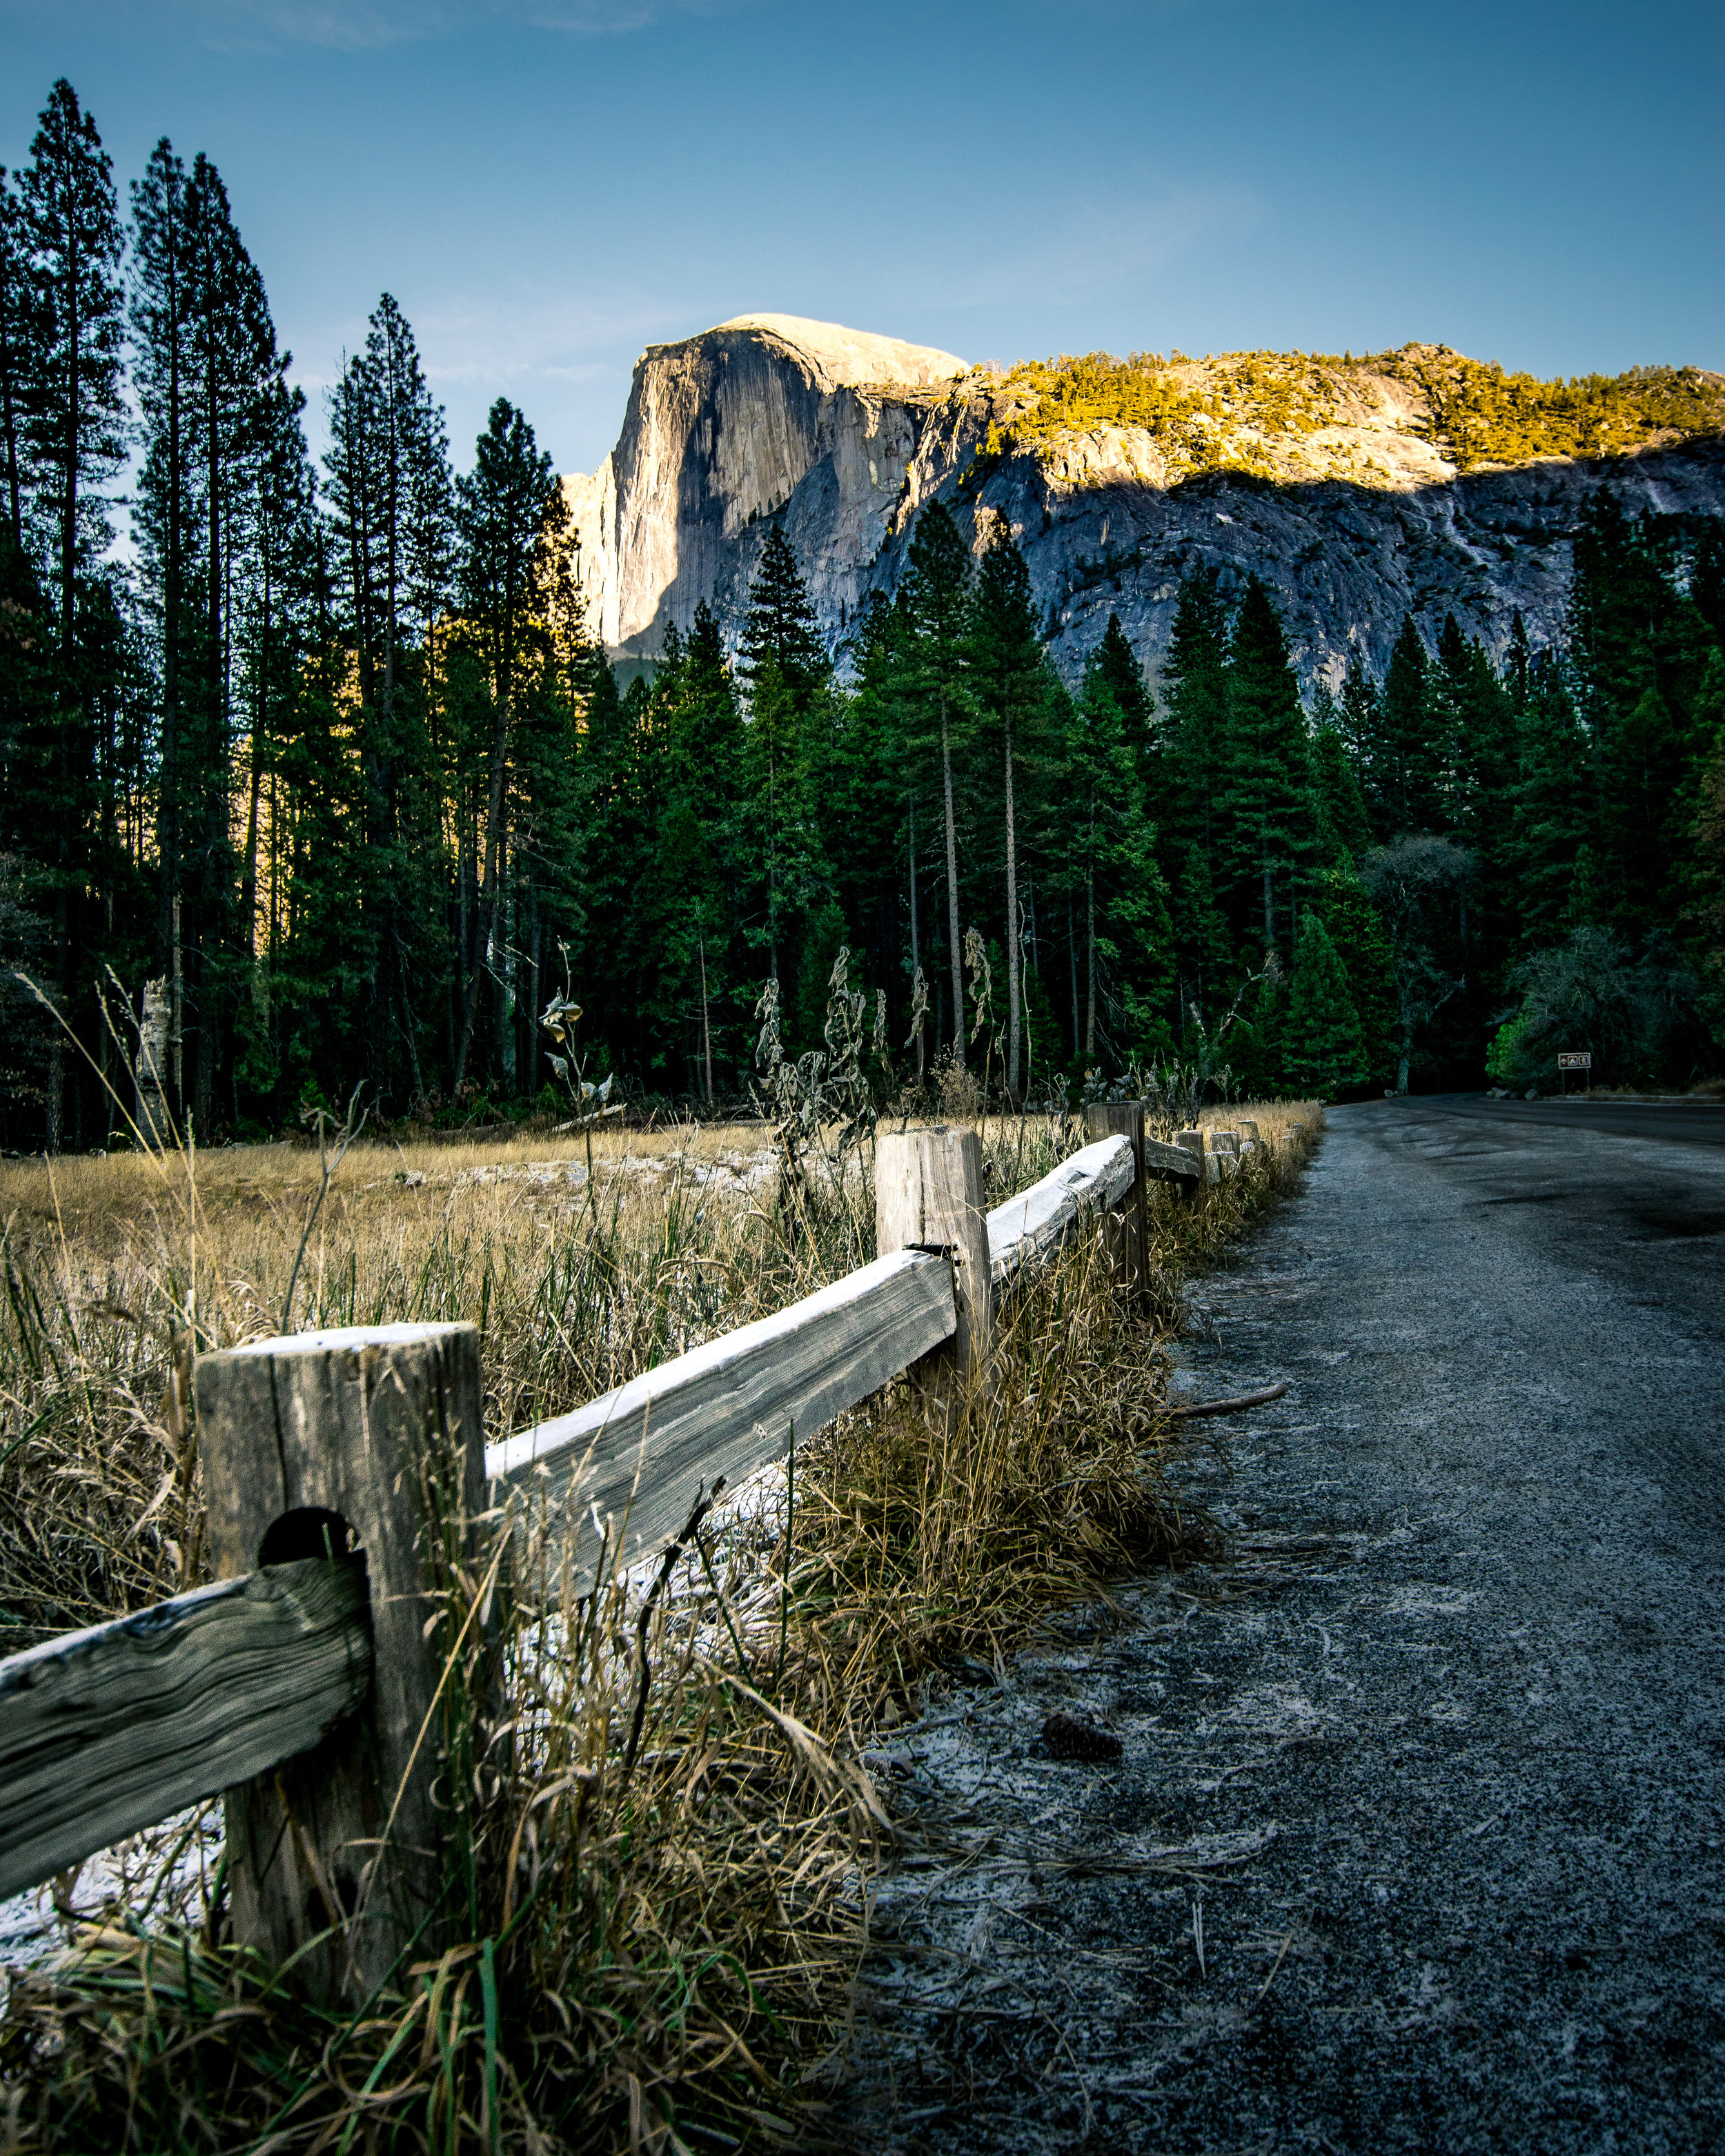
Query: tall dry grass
0,1101,1320,2153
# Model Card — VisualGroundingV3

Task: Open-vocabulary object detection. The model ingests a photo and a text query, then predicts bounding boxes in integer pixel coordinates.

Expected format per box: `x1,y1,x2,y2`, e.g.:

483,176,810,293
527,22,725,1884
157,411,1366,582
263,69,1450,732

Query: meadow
0,1100,1318,2153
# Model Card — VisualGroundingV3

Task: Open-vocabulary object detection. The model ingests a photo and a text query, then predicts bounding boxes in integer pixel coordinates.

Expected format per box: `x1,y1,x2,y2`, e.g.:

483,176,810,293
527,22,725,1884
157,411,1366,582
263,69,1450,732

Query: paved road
843,1096,1725,2153
1446,1096,1725,1151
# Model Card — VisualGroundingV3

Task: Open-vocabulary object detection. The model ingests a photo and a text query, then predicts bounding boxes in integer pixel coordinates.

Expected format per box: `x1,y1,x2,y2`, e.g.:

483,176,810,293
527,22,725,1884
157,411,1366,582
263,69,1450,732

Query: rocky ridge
561,318,1725,692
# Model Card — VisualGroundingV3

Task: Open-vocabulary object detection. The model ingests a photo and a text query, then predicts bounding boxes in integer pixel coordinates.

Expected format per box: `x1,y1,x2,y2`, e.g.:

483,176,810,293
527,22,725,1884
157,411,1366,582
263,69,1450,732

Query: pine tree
0,164,39,558
844,586,927,1047
1281,909,1367,1098
1570,496,1717,932
453,397,560,1091
1689,660,1725,996
738,526,825,990
903,501,974,1060
1336,656,1379,777
1315,867,1399,1085
20,81,125,658
641,600,747,1093
1094,610,1152,753
1508,649,1591,950
181,153,285,1127
968,518,1047,1092
1216,575,1313,956
1065,636,1173,1067
738,521,828,709
231,373,320,1102
130,137,194,980
323,295,455,1098
18,80,126,1150
1430,610,1518,1061
1368,615,1444,838
1310,718,1370,868
1159,566,1232,1029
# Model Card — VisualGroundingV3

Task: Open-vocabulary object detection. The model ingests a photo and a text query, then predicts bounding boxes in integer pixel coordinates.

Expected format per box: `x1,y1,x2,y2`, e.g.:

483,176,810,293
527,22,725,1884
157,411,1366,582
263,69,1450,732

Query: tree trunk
394,924,426,1106
1005,721,1020,1096
454,670,510,1094
43,190,84,1154
241,694,264,962
44,908,66,1156
527,883,541,1094
1068,894,1079,1061
193,293,224,1139
940,693,964,1062
497,840,515,1094
698,912,714,1110
1263,856,1274,952
907,793,919,981
156,224,184,983
171,893,184,1109
1085,792,1097,1060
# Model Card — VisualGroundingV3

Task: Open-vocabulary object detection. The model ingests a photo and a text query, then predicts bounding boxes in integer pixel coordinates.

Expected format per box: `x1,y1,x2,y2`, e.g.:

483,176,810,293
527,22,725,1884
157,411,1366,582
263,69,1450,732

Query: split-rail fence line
0,1108,1287,1997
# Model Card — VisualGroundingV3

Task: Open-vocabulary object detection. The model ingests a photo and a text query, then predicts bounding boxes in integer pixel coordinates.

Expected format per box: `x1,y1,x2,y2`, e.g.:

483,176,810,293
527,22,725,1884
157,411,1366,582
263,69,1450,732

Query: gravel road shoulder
837,1098,1725,2153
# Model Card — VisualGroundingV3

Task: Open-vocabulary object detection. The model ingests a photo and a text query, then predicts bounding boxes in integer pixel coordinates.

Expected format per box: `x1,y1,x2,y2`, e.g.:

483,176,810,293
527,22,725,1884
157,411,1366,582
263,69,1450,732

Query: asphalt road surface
842,1095,1725,2153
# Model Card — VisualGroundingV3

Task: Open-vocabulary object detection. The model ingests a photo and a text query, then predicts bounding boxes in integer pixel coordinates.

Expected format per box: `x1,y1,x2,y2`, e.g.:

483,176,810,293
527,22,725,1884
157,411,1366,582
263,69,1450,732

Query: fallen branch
1161,1380,1288,1420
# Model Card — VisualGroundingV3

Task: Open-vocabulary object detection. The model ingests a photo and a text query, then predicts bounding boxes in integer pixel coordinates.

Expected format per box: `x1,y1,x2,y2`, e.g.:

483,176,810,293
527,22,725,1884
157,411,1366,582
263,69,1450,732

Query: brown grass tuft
0,1102,1321,2151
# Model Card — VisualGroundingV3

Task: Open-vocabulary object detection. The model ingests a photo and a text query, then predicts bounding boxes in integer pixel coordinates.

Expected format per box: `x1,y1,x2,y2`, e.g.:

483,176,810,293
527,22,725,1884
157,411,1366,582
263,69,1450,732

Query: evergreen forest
3,78,1724,1150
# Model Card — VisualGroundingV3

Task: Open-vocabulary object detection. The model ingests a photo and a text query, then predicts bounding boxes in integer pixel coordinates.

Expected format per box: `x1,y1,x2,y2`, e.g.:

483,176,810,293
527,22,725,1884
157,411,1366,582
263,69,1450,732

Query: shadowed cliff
561,317,1725,689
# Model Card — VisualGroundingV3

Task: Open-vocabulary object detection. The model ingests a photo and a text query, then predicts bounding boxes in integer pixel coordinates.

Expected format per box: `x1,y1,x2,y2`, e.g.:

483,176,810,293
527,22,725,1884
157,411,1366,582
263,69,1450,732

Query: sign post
1557,1050,1593,1095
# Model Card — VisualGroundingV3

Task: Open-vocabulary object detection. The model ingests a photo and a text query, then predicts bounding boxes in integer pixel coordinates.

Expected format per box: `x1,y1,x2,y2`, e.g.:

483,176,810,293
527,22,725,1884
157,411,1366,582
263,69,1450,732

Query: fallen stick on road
1161,1381,1289,1420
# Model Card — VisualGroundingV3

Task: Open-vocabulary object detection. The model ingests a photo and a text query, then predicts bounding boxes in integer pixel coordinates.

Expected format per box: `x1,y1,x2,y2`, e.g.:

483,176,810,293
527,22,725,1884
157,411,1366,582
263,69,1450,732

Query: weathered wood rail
0,1558,370,1901
0,1110,1239,1987
489,1246,958,1576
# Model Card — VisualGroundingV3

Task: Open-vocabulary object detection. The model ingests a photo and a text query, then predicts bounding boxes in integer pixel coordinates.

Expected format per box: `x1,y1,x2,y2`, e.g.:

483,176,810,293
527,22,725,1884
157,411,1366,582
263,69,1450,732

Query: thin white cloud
159,0,758,53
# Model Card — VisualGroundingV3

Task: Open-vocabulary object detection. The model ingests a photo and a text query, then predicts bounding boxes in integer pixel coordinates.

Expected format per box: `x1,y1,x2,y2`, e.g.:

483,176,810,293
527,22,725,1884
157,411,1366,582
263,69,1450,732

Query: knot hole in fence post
194,1321,489,2004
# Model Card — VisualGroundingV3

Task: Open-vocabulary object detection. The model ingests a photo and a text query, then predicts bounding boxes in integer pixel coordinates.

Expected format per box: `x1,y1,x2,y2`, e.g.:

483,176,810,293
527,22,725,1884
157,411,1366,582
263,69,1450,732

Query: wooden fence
0,1109,1276,1996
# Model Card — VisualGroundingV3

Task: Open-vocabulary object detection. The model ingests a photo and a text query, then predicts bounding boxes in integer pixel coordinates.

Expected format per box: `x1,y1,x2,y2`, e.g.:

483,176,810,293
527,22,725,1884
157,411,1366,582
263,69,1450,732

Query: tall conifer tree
1217,575,1312,955
0,166,38,558
1160,566,1232,1027
968,519,1046,1091
19,80,126,1149
904,502,974,1059
454,397,560,1090
1281,909,1367,1098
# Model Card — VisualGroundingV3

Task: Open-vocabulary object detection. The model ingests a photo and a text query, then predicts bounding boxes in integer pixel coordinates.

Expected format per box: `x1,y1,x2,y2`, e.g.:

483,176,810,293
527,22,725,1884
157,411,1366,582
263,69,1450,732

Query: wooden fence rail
0,1114,1214,1991
0,1558,370,1901
488,1246,958,1579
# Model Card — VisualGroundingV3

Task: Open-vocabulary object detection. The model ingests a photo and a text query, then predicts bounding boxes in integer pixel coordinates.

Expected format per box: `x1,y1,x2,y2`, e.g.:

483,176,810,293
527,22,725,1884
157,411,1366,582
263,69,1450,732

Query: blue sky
3,0,1719,477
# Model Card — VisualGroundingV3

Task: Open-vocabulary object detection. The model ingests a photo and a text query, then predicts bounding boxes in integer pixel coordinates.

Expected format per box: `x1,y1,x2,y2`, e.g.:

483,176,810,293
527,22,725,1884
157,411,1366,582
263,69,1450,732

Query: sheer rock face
563,317,1725,690
561,314,967,659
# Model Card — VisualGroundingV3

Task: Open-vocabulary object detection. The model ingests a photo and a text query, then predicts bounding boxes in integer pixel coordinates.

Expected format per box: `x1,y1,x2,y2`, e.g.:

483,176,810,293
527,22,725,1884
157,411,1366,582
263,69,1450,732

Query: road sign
1557,1051,1593,1071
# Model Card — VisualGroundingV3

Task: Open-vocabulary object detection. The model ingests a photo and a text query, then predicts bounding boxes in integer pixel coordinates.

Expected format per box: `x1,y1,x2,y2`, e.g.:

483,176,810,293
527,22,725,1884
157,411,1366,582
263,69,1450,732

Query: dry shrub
0,1105,1321,2152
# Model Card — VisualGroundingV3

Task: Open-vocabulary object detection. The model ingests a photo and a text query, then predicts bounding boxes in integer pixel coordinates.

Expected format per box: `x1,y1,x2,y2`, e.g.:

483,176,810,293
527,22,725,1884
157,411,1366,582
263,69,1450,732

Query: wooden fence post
1173,1127,1207,1200
876,1127,992,1408
1085,1101,1147,1302
194,1322,488,2001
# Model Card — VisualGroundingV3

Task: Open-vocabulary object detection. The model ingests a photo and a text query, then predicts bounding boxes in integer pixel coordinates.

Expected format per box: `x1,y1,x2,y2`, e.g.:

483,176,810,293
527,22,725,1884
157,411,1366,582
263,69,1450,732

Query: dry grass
0,1100,1322,2153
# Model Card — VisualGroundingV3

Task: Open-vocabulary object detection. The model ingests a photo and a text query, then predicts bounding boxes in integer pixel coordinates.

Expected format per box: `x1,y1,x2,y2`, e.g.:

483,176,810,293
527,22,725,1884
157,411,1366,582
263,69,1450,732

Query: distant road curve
1412,1091,1725,1149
